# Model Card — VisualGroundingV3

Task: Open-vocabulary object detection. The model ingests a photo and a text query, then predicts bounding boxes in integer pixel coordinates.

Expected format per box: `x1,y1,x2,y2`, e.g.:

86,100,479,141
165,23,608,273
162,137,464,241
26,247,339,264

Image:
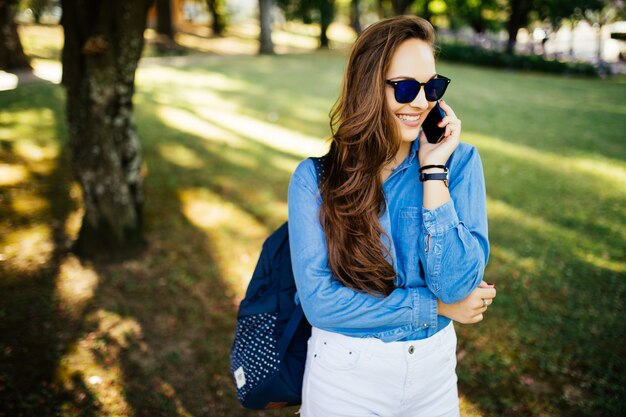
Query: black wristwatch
419,166,449,188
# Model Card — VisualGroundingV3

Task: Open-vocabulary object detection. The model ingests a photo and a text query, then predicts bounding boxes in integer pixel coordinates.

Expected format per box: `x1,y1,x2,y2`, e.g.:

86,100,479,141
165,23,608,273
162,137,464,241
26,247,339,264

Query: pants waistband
310,322,455,358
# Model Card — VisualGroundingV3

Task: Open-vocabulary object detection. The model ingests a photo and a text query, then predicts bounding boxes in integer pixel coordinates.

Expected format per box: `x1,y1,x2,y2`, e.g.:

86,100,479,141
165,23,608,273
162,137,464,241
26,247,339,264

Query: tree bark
259,0,274,54
0,0,31,71
61,0,152,257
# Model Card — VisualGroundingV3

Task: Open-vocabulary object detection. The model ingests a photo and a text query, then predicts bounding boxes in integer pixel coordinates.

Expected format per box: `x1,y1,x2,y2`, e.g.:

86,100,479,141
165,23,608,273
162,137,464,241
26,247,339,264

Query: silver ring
482,299,488,308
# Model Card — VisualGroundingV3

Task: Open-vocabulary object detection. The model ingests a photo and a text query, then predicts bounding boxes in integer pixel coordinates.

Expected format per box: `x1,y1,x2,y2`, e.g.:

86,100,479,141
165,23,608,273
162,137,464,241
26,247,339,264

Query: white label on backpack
234,366,246,388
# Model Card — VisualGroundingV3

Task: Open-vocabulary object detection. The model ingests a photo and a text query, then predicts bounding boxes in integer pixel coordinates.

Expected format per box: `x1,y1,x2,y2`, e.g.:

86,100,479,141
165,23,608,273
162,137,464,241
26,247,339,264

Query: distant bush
437,41,602,77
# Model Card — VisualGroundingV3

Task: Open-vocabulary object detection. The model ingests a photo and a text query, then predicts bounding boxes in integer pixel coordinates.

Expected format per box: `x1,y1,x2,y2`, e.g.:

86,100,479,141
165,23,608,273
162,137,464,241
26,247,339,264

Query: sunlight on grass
196,106,327,157
158,143,205,169
13,137,59,161
490,245,539,275
459,394,485,417
55,255,100,319
0,108,60,143
467,132,626,194
11,192,49,214
575,250,626,273
1,224,53,272
179,187,273,297
488,196,624,281
56,309,143,416
138,66,248,93
64,183,84,241
0,163,29,185
0,71,18,90
157,106,242,146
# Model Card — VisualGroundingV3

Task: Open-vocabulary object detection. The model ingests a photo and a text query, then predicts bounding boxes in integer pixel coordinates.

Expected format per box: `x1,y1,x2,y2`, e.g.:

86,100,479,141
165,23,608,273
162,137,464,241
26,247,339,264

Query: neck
381,141,412,180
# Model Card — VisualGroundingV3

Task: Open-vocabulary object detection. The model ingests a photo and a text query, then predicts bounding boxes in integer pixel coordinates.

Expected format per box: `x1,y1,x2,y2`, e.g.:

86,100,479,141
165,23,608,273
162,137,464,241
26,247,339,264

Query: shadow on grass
0,78,307,416
0,84,85,415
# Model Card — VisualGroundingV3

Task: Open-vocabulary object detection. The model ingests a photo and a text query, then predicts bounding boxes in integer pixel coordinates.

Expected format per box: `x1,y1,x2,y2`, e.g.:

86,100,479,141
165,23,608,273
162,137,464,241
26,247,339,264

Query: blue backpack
230,157,324,409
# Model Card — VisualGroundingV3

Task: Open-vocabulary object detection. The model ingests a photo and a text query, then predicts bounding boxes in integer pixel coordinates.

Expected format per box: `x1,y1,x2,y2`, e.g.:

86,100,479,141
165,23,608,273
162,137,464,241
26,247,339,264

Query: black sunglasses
385,75,451,103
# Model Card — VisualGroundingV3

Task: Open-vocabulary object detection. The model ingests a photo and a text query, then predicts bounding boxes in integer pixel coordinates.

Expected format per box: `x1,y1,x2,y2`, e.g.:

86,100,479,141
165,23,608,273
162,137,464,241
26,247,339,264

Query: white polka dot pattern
231,313,280,402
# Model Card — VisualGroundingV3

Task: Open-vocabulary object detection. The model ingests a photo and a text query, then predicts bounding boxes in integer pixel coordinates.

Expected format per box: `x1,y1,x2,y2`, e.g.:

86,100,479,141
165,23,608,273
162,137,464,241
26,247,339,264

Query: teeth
398,114,420,121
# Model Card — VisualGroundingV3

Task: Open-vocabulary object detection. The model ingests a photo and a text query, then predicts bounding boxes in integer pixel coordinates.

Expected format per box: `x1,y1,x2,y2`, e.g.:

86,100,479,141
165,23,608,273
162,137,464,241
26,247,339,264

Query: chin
401,127,422,142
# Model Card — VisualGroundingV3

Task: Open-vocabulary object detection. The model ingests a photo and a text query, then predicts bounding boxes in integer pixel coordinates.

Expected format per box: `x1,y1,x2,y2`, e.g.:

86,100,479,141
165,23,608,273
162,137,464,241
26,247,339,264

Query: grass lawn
1,24,625,417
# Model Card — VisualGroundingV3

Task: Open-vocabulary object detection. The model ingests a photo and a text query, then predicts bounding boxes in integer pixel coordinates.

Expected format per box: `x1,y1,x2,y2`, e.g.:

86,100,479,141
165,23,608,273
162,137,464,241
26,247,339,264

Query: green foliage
277,0,334,24
446,0,502,32
535,0,604,27
438,41,602,76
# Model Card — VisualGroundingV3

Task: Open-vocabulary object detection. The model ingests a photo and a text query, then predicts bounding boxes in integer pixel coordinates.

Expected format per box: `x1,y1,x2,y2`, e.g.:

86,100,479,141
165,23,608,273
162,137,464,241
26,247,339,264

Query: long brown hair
320,16,436,297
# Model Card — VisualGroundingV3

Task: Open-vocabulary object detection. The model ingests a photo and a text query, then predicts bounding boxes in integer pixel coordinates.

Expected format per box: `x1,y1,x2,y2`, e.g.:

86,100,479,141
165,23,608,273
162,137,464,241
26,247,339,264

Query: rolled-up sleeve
419,146,489,304
288,159,438,340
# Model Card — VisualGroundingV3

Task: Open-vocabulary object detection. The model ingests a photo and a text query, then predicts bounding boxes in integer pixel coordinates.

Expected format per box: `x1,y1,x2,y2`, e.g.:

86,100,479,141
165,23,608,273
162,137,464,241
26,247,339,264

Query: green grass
1,40,625,417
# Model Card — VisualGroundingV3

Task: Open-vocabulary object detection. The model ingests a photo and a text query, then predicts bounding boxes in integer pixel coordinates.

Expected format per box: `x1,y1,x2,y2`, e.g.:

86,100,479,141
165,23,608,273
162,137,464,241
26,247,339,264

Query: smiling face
385,38,437,144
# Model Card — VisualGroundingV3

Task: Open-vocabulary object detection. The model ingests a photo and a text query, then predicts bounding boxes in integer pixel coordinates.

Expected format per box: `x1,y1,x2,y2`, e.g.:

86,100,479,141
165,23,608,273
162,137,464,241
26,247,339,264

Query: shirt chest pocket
397,207,426,281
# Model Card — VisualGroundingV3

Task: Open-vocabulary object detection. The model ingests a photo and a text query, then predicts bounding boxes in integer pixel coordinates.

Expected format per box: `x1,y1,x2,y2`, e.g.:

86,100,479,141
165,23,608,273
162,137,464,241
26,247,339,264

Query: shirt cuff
422,199,460,235
412,288,439,330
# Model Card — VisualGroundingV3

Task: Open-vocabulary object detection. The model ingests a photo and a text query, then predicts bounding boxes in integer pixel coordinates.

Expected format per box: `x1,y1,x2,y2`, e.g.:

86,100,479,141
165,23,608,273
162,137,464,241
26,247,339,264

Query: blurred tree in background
156,0,176,46
276,0,336,47
206,0,225,36
29,0,49,22
0,0,30,69
60,0,154,258
259,0,274,53
447,0,500,33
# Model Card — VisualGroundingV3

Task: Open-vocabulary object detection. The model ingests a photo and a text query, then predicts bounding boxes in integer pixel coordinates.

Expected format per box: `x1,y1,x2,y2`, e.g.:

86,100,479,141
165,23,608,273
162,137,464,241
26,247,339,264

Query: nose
410,87,428,110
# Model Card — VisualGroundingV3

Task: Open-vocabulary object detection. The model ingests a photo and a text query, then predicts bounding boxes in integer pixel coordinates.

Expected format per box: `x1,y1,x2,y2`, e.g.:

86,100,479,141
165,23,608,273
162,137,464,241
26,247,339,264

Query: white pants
299,322,460,417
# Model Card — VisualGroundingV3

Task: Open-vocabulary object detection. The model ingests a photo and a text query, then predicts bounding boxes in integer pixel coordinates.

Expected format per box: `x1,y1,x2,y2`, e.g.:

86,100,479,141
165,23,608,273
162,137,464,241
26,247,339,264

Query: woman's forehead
386,38,436,81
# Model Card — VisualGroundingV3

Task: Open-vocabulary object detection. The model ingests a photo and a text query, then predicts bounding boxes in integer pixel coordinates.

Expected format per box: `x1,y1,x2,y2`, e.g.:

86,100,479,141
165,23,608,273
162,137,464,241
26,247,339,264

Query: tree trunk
259,0,273,54
350,0,361,34
0,0,31,71
61,0,152,258
597,24,603,62
156,0,174,39
506,0,533,54
422,0,433,22
206,0,224,36
391,0,413,16
319,0,334,48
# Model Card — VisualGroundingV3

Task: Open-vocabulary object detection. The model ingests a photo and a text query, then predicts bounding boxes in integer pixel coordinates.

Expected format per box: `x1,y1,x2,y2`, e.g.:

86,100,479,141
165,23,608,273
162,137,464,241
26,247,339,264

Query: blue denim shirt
287,138,489,342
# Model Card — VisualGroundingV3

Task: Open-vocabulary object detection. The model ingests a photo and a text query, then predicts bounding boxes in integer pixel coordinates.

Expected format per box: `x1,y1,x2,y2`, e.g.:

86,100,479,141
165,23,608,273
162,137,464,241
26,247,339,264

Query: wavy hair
320,16,436,297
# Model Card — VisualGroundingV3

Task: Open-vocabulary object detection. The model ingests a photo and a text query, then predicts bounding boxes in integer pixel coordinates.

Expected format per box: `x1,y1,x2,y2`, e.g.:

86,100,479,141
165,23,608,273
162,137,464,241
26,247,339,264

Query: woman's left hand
419,100,462,166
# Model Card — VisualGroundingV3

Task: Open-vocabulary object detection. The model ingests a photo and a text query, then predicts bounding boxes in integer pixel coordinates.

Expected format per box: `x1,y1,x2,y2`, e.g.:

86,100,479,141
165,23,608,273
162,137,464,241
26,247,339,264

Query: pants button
408,345,415,354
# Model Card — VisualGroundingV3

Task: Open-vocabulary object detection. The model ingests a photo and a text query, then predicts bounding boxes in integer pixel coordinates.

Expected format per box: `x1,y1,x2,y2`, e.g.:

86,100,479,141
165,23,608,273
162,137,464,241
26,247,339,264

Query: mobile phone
422,102,446,144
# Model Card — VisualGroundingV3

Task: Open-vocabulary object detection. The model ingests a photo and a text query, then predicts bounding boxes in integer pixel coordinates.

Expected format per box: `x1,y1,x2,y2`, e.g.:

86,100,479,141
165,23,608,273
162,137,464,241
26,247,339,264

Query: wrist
437,299,446,316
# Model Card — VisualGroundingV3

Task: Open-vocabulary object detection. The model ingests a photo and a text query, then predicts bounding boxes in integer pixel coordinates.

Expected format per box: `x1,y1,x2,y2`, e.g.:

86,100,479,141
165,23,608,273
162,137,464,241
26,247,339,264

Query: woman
288,15,496,417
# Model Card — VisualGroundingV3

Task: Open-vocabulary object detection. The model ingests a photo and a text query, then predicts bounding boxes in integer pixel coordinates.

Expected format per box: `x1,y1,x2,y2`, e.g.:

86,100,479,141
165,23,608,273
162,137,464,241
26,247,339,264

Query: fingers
476,287,497,300
436,101,461,140
437,116,461,140
438,99,457,118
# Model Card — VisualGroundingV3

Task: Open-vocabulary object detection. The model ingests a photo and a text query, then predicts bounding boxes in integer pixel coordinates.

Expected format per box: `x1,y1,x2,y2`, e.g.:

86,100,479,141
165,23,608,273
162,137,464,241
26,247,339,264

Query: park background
1,0,625,416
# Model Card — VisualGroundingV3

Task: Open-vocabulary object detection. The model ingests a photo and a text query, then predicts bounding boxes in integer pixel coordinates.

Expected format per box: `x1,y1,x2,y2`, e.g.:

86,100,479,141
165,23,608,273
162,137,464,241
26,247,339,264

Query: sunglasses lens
394,80,420,103
425,79,448,101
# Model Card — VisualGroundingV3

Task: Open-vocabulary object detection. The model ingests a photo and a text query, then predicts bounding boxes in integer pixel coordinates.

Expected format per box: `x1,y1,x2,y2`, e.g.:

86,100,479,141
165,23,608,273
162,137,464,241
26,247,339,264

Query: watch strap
420,172,449,187
419,164,448,173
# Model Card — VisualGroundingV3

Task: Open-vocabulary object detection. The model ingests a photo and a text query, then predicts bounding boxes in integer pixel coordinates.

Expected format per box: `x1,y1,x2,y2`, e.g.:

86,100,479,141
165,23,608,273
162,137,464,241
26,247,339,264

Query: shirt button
408,345,415,354
422,323,428,328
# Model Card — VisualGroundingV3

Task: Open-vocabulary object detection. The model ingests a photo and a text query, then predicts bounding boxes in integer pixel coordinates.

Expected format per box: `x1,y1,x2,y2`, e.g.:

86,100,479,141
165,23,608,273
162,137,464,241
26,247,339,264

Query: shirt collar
397,130,421,170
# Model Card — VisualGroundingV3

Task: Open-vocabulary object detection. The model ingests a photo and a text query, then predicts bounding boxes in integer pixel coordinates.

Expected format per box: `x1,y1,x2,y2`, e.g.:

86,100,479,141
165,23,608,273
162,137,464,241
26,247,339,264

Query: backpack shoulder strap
309,155,327,185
